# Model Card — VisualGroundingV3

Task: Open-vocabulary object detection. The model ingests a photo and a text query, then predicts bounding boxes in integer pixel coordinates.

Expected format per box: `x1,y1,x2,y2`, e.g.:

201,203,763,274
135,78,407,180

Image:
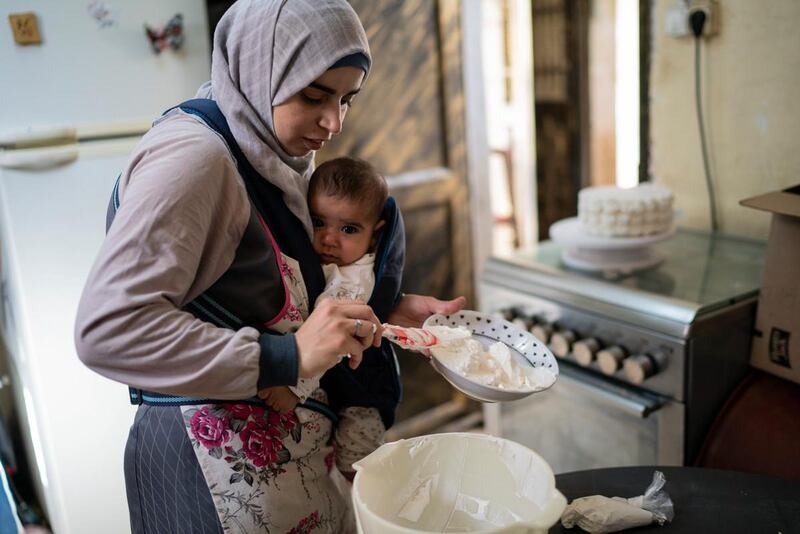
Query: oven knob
531,322,553,344
512,315,535,331
623,354,659,384
573,337,601,367
597,346,627,375
550,330,576,358
498,307,517,321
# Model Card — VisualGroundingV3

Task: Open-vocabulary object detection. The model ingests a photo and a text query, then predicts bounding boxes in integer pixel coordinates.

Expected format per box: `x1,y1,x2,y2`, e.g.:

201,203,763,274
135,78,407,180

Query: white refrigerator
0,1,211,532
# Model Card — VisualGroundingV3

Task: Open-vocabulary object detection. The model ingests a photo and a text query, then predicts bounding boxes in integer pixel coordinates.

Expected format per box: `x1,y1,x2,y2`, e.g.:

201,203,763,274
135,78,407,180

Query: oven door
483,366,685,473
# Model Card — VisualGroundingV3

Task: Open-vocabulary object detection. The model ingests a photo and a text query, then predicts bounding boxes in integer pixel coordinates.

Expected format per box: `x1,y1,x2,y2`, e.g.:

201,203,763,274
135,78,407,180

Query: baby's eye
341,225,359,235
311,217,324,228
342,95,356,107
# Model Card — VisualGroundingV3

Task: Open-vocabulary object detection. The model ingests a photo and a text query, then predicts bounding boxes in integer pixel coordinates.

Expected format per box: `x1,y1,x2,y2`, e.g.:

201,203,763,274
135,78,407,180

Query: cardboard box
740,184,800,385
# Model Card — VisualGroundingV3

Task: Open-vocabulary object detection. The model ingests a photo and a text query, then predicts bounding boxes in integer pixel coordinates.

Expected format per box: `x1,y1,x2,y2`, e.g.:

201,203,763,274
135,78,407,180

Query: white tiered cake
578,184,674,237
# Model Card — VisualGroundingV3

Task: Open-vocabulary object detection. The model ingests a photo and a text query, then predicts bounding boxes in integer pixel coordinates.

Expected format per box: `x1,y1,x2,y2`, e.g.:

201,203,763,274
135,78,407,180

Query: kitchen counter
549,465,800,533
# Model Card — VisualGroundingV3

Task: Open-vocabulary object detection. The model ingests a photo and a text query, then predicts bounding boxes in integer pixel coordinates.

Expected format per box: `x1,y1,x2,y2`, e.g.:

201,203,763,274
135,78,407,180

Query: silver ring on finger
353,318,363,337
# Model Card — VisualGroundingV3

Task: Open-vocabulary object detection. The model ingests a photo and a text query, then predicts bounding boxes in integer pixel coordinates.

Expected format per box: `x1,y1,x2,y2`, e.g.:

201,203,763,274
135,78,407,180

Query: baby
262,156,388,411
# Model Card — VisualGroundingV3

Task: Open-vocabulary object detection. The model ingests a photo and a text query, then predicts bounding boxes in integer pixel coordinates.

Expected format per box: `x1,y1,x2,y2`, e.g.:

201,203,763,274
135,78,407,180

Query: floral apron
180,254,353,533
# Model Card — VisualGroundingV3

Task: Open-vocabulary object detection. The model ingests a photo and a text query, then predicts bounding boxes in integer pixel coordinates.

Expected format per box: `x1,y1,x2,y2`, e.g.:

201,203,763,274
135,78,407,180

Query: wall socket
666,0,720,39
688,0,720,38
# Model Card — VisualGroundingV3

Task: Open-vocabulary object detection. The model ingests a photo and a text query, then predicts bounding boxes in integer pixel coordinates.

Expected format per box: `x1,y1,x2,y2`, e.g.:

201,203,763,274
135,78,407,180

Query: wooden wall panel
389,169,458,298
318,1,445,174
320,0,473,305
532,0,587,240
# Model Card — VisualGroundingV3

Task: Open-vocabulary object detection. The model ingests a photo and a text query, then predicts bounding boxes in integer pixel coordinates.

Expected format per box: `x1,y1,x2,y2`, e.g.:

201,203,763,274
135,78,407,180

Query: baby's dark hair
308,157,388,222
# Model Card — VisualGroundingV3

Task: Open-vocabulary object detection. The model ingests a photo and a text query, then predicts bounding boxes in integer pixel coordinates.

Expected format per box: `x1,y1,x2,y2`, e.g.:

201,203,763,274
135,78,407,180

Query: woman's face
273,66,365,157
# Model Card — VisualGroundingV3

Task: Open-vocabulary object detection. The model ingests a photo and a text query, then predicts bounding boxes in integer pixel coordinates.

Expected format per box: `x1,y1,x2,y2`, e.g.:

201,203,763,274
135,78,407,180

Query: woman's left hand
387,294,466,328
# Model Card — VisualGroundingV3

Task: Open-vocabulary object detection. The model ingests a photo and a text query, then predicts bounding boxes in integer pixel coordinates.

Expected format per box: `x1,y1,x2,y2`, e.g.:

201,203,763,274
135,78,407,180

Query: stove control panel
480,286,686,401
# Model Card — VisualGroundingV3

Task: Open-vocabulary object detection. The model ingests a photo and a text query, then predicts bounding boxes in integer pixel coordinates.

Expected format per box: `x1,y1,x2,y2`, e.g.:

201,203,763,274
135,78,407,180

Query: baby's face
310,193,383,266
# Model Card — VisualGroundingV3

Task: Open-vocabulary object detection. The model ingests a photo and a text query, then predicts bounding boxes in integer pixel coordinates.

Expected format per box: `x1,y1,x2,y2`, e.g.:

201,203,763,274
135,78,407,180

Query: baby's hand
258,386,300,413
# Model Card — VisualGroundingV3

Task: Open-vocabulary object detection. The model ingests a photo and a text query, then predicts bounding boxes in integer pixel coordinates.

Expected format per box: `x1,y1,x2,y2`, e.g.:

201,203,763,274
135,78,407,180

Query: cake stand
549,217,676,274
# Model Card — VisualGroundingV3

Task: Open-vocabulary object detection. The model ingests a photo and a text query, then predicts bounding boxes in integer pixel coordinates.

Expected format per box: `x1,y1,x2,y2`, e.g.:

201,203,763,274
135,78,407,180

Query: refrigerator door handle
0,145,80,170
0,126,78,149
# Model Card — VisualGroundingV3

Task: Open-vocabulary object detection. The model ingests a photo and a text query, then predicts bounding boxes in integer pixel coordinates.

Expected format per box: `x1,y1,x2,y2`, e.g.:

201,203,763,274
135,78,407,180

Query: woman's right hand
293,299,383,378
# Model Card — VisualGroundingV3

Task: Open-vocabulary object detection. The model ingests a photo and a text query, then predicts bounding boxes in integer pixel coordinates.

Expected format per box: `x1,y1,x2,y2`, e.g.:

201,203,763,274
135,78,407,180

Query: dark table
548,466,800,534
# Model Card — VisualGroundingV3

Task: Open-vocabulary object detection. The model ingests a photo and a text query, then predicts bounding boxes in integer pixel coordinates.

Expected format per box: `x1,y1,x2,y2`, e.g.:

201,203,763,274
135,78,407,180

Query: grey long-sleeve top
74,112,298,399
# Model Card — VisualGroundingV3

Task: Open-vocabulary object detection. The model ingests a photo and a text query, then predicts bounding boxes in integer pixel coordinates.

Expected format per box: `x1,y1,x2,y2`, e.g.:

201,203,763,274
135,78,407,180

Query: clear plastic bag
636,471,675,525
561,470,675,533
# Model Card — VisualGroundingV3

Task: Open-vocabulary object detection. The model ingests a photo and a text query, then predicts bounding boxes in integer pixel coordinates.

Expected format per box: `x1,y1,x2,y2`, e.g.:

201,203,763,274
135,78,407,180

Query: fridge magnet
8,12,42,45
86,1,117,28
144,13,184,54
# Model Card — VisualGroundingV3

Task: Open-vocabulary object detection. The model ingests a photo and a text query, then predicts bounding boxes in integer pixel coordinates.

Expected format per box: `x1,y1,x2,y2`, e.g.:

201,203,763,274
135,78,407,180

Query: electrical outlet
688,0,720,38
665,1,690,38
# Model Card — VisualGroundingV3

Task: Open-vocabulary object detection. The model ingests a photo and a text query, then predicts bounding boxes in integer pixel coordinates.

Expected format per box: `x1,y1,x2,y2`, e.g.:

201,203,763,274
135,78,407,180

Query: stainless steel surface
482,258,697,338
481,285,687,400
483,229,765,338
484,371,684,473
562,367,663,418
480,228,764,473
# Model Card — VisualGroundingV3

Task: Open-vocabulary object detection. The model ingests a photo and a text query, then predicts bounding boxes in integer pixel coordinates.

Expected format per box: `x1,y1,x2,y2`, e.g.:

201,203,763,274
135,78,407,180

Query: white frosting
426,325,472,344
431,336,556,391
578,184,673,237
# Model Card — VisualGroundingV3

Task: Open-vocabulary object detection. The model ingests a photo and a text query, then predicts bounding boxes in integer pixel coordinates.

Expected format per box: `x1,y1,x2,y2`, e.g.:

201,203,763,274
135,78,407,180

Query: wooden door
531,0,589,240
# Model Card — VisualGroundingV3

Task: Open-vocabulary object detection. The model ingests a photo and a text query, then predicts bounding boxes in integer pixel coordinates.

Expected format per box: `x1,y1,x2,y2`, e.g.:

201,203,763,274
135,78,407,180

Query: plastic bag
629,470,675,525
560,470,674,533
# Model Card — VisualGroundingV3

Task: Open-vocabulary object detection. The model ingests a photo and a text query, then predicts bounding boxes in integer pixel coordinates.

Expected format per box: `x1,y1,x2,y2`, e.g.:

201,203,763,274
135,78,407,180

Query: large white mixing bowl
352,433,566,533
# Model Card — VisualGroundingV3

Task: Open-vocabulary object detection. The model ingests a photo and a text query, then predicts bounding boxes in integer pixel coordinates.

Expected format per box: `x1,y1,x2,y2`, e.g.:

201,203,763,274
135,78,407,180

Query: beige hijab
197,0,371,236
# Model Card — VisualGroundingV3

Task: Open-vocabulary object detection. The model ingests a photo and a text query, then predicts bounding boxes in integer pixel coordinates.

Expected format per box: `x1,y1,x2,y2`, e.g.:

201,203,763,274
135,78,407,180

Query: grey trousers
124,405,224,534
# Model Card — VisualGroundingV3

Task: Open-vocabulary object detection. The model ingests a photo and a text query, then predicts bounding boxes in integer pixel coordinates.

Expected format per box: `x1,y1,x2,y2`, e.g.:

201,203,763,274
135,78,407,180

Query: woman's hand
293,299,383,378
387,294,467,328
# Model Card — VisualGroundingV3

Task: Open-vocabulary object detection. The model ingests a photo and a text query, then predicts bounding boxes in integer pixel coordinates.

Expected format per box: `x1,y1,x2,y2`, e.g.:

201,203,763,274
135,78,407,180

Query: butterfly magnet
144,13,184,54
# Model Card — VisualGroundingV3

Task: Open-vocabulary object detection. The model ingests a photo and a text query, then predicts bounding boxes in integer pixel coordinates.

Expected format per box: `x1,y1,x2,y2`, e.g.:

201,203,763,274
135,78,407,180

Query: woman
74,0,464,532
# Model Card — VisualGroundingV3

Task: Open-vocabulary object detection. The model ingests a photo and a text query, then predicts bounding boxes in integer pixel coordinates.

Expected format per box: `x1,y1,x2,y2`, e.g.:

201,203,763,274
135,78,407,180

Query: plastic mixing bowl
352,433,566,533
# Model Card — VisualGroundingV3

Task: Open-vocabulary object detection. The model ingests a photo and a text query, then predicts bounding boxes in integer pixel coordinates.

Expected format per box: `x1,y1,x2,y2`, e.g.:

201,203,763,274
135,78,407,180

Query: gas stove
479,229,765,472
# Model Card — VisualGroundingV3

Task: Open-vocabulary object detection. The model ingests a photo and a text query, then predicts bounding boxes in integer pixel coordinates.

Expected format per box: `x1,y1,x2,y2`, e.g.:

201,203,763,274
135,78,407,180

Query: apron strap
129,388,339,425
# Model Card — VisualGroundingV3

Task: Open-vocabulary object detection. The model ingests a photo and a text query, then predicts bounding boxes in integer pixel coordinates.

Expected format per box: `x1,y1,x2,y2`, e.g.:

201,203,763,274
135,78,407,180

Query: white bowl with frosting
423,310,558,402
